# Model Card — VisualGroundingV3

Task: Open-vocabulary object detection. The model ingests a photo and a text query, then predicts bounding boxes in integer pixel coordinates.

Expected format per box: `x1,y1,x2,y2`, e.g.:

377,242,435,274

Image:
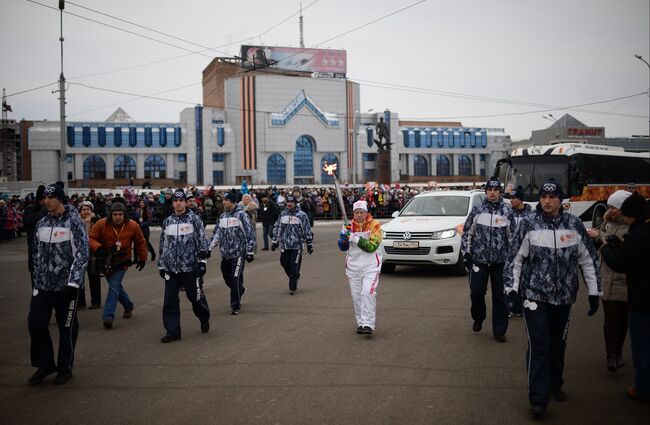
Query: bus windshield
506,157,569,201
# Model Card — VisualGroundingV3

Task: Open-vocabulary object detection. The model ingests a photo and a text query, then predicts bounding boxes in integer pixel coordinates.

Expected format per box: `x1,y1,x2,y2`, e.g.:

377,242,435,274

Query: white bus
494,143,650,227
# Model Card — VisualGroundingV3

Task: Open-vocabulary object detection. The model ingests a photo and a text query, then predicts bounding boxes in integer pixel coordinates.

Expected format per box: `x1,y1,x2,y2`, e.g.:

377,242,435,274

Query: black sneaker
123,308,133,319
289,290,296,295
530,404,547,418
495,334,507,343
201,321,210,333
356,326,364,334
231,310,240,316
103,317,113,329
361,326,373,336
54,371,73,385
550,389,567,402
472,321,482,332
160,334,181,343
28,367,56,385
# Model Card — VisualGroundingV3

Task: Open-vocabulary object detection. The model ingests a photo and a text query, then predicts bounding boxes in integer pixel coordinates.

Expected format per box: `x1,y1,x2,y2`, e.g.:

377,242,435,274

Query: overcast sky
1,0,648,140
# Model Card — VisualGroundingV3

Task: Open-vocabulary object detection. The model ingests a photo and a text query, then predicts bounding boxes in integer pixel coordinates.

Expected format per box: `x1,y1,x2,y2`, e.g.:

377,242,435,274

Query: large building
25,46,512,187
0,118,21,182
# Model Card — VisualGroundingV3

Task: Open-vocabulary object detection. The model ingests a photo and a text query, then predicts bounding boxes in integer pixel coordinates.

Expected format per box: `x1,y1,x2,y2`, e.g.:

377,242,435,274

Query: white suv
380,190,486,275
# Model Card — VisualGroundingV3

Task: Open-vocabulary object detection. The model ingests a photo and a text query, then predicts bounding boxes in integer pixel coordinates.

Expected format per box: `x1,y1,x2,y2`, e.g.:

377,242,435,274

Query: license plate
393,241,419,249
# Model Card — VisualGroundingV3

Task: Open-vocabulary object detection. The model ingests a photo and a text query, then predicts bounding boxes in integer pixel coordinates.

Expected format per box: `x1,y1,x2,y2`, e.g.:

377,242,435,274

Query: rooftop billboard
241,45,346,75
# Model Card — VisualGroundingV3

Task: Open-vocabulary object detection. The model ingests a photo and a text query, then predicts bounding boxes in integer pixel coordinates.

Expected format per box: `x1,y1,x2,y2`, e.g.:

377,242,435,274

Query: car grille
384,247,431,255
384,232,432,240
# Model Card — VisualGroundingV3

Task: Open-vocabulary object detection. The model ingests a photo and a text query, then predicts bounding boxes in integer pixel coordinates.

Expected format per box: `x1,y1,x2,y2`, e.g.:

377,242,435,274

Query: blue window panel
480,130,488,147
129,126,137,147
174,127,182,147
66,154,73,163
212,170,224,185
83,155,106,180
402,129,409,147
366,128,374,148
424,129,432,148
178,154,187,162
471,130,477,148
362,153,376,161
294,136,313,177
443,132,450,148
159,126,167,147
436,130,443,148
212,153,224,162
114,155,136,179
114,126,122,147
144,126,153,147
454,131,462,147
217,127,225,147
98,126,106,147
144,155,166,179
459,155,472,176
267,153,286,184
320,153,339,184
414,155,428,176
82,126,91,147
408,131,415,148
67,125,75,146
436,155,450,176
414,129,421,148
480,154,487,161
364,168,376,181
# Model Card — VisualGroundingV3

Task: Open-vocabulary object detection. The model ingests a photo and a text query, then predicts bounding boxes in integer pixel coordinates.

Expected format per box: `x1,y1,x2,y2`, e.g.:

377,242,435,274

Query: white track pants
347,271,379,330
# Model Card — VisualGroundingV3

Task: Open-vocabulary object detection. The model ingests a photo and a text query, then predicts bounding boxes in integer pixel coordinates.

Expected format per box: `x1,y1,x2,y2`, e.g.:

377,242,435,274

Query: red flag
2,101,12,112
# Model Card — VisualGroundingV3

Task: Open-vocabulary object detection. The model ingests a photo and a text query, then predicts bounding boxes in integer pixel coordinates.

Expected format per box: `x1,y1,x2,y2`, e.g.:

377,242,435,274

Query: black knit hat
224,192,237,203
173,189,186,201
43,184,66,202
510,186,525,201
620,192,648,220
539,178,564,199
485,176,501,192
109,202,127,214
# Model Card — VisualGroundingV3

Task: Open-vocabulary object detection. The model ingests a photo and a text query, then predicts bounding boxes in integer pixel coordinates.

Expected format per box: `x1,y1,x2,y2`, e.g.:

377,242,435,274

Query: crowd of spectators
0,183,430,237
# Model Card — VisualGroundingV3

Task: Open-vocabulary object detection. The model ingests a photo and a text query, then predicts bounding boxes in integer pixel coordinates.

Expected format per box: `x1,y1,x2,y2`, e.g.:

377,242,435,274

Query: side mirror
392,211,399,218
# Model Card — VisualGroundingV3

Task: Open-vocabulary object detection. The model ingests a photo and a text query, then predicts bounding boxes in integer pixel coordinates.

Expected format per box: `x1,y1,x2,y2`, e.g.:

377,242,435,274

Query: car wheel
381,263,396,274
451,253,468,276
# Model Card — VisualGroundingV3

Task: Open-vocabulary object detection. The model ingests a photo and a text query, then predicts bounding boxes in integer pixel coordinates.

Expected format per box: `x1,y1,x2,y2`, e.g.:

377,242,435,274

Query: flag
2,101,12,112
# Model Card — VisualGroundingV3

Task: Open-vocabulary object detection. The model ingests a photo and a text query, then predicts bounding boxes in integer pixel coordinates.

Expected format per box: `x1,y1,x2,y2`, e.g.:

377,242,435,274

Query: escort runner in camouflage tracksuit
507,186,534,316
272,195,313,294
505,179,601,418
210,192,256,315
28,184,89,385
461,177,514,341
158,190,211,343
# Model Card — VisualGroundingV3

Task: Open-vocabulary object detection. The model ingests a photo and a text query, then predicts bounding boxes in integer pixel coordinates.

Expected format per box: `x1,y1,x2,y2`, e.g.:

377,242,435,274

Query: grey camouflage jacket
272,206,312,251
32,205,89,291
505,206,601,305
210,204,256,259
461,198,514,264
158,210,209,273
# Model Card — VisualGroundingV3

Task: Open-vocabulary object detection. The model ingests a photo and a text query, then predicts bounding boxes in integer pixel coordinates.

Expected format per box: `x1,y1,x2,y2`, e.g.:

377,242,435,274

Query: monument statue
374,117,392,153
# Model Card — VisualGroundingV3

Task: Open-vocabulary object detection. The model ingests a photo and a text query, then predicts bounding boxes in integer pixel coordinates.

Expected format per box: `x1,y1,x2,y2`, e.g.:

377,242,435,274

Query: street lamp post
634,54,650,140
57,1,67,188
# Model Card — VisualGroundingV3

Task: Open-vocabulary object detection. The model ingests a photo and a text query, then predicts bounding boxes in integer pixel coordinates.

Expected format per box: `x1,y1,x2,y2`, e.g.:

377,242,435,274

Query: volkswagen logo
403,232,411,240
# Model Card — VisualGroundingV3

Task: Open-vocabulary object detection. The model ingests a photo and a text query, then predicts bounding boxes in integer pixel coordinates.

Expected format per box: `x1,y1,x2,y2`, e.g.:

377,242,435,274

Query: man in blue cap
505,178,601,418
210,192,256,315
461,176,514,342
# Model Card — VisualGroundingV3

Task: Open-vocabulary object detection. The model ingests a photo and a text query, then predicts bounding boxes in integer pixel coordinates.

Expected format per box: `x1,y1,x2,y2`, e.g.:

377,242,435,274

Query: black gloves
605,235,622,248
463,253,473,271
307,244,314,255
197,262,206,277
198,251,210,260
136,260,146,271
588,295,600,316
271,241,279,251
246,253,254,263
159,269,167,279
95,246,108,257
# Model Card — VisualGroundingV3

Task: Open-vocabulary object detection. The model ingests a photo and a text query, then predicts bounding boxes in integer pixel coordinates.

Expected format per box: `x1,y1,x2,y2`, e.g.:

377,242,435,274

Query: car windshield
400,196,469,216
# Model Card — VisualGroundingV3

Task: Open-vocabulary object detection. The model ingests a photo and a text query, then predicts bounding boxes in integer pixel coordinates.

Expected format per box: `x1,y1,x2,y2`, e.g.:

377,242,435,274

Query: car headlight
381,229,386,239
431,228,456,239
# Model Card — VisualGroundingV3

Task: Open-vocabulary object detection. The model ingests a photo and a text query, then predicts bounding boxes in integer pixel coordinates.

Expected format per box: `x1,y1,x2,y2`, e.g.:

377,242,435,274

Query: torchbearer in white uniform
338,200,383,336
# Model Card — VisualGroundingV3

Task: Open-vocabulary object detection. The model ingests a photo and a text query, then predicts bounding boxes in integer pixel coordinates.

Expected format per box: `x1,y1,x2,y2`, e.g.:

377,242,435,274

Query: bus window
531,162,568,196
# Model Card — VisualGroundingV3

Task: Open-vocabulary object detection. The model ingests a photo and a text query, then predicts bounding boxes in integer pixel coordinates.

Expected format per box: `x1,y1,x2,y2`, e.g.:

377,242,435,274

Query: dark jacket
258,199,280,226
461,198,514,264
601,219,650,313
23,202,47,273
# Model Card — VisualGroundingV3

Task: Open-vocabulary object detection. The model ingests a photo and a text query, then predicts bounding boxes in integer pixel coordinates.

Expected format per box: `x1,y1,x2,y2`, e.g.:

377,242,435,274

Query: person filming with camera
89,202,147,330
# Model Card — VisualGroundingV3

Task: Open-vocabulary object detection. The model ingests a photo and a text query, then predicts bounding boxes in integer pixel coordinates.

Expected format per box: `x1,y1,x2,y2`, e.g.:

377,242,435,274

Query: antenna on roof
299,2,304,48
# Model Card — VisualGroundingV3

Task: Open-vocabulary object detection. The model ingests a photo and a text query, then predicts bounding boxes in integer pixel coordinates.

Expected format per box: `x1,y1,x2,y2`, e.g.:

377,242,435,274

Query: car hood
381,216,465,232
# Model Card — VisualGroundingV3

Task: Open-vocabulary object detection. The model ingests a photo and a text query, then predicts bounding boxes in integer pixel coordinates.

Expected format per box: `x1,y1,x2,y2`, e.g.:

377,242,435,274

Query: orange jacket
89,218,147,263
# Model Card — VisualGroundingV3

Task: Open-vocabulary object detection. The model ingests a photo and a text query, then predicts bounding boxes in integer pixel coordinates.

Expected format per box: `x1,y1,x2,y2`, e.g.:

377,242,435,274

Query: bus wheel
592,203,607,228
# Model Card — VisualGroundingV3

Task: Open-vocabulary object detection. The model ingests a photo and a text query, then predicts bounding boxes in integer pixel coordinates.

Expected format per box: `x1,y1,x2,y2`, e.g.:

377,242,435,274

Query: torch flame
322,161,338,176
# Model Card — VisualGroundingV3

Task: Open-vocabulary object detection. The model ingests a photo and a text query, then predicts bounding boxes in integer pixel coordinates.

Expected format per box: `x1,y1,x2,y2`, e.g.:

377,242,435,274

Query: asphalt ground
0,223,647,425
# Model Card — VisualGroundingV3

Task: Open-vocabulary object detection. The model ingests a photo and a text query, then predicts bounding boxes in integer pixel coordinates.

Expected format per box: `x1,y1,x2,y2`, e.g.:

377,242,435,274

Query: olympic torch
323,162,349,225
